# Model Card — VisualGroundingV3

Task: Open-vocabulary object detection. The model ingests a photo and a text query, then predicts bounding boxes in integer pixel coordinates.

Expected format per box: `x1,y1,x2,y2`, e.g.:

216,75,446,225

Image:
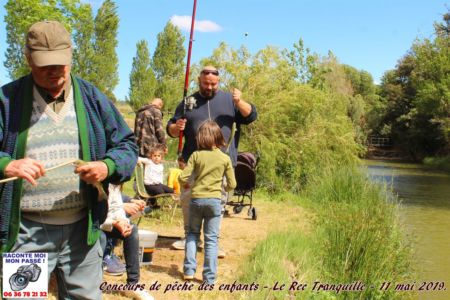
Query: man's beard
201,90,217,100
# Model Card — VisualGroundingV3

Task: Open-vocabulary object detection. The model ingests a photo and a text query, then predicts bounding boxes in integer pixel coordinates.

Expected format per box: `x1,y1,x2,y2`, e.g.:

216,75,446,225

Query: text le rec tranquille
99,280,447,294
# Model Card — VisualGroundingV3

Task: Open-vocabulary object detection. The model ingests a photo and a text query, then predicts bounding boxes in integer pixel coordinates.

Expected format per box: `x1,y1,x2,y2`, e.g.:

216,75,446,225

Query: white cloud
170,15,222,33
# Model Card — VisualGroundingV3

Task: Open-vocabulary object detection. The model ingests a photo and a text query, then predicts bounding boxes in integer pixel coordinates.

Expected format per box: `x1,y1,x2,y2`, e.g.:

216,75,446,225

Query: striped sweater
0,74,138,252
21,86,85,224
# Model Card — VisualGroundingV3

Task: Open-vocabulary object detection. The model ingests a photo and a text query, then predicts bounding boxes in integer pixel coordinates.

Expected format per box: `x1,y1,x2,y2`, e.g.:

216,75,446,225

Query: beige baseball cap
26,20,72,67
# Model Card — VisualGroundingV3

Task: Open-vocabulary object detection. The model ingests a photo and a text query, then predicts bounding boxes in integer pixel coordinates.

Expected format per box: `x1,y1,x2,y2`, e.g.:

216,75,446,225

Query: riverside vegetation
192,42,413,299
115,27,417,298
116,40,415,297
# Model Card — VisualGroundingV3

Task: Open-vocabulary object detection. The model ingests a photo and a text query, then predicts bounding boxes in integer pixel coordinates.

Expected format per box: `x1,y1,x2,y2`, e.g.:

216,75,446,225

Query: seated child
167,157,186,195
102,196,149,275
101,184,154,299
138,145,174,206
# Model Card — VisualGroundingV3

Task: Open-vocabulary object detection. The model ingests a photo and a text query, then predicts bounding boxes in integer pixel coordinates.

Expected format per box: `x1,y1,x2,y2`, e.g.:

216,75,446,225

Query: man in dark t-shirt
166,66,257,255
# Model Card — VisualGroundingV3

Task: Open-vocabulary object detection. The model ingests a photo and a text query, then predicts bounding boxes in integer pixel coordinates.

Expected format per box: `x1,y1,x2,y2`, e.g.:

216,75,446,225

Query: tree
200,42,252,92
410,17,450,155
71,3,95,82
376,11,450,158
3,0,99,82
318,53,354,97
127,40,156,111
93,0,119,101
434,11,450,38
283,38,318,84
240,49,360,192
342,65,376,98
151,21,186,111
3,0,75,79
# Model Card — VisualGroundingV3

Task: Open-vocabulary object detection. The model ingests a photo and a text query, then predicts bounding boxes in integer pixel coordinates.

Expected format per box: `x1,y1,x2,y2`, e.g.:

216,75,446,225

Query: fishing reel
184,96,197,112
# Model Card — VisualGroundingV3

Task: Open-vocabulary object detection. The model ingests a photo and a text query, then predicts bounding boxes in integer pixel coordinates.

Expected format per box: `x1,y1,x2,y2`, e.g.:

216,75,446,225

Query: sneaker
172,239,185,250
103,254,126,276
111,253,126,270
183,274,194,281
172,239,204,251
218,248,226,259
123,290,155,300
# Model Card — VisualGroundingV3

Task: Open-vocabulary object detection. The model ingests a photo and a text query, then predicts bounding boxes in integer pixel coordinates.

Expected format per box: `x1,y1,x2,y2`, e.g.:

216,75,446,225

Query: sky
0,0,448,100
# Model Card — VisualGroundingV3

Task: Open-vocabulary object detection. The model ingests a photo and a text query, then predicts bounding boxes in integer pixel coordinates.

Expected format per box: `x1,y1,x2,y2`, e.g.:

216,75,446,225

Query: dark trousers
145,183,174,195
145,183,174,206
104,225,140,284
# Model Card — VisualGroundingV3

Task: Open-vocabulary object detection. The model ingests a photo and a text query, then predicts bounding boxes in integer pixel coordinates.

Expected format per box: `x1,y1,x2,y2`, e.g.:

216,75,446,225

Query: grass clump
238,231,316,299
307,167,414,299
239,166,414,300
423,155,450,173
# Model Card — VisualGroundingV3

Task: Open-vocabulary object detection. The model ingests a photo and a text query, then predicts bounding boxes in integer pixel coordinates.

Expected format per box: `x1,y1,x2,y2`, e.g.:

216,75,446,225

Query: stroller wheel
233,205,244,214
248,207,257,220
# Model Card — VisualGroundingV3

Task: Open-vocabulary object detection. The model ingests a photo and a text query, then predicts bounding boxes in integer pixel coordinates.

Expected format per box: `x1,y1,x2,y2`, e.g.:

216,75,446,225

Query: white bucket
138,230,158,265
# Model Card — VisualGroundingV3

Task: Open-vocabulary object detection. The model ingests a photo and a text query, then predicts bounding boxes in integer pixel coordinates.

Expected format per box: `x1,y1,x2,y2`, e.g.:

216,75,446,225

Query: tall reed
239,166,413,299
307,166,413,299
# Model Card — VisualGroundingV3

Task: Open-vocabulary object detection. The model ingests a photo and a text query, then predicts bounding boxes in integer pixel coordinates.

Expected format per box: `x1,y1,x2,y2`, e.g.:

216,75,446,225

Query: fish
73,160,108,201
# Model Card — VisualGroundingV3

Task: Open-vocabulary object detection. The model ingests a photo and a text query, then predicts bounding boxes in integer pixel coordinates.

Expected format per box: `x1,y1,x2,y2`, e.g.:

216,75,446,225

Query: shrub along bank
239,167,413,299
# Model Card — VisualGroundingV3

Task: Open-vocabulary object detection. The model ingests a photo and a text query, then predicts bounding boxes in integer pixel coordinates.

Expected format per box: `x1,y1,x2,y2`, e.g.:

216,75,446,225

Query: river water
364,160,450,300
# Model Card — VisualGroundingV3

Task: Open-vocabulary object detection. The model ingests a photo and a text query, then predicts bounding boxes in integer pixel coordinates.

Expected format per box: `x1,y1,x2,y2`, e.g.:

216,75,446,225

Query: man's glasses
201,70,219,76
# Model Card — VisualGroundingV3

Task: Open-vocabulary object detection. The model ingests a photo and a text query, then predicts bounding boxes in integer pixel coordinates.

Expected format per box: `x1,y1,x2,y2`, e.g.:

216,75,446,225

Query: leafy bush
242,84,362,193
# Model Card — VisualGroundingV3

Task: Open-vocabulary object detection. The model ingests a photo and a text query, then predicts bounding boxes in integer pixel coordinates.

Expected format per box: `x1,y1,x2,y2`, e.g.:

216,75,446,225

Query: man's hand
168,118,187,138
231,88,252,117
175,118,187,131
113,219,132,237
232,88,242,105
130,199,146,211
4,158,45,186
74,161,108,184
123,202,142,216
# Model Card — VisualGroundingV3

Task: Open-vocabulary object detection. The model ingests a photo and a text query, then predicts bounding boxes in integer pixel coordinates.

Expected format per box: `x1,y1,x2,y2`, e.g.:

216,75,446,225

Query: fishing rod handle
177,130,184,157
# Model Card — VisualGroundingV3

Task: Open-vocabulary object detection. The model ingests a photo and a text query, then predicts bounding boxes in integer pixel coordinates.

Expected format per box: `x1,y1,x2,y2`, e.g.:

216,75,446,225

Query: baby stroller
225,152,259,220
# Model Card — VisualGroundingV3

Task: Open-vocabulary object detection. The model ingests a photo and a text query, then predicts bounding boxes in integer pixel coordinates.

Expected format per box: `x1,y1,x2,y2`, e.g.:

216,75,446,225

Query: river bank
87,103,415,299
365,141,450,174
423,155,450,173
365,159,450,300
44,165,415,299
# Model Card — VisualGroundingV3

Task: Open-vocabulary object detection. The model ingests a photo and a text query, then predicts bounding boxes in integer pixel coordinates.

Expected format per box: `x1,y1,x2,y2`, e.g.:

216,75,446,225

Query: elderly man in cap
166,66,257,257
0,21,138,299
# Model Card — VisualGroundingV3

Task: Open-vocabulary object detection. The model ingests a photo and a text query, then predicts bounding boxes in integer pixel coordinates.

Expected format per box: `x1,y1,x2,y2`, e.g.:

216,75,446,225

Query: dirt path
101,198,307,299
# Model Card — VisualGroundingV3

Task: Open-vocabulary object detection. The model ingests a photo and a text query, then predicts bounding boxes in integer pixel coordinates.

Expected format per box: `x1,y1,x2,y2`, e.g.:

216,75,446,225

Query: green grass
238,166,414,300
423,155,450,173
122,170,182,227
238,231,320,300
308,168,414,299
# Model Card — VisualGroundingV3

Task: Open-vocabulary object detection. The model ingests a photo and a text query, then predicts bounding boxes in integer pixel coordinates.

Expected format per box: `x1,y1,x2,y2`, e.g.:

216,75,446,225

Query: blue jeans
181,176,229,235
184,198,222,284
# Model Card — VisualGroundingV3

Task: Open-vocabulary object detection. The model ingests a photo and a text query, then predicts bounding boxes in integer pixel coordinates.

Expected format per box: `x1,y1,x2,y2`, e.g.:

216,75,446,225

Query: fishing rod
178,0,198,157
